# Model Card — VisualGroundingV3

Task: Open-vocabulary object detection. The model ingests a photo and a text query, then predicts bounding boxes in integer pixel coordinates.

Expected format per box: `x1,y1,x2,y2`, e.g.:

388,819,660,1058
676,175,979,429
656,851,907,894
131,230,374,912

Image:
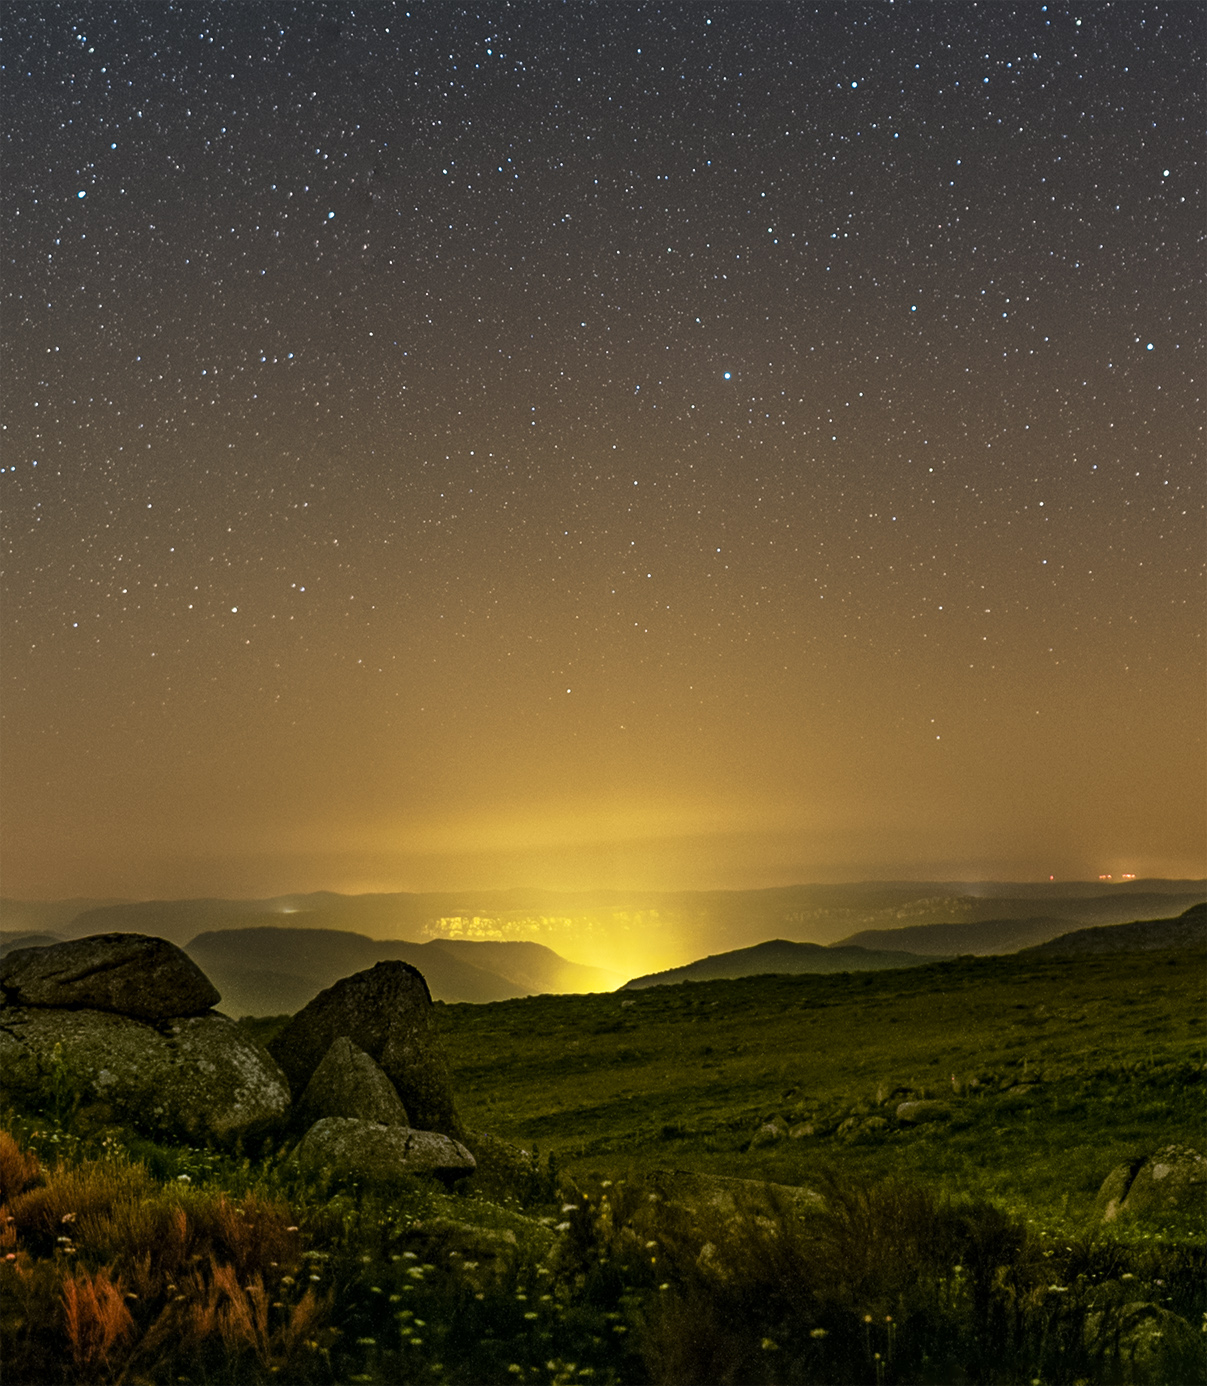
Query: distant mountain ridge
624,905,1207,991
185,923,621,1014
4,880,1203,979
622,938,942,990
832,897,1207,957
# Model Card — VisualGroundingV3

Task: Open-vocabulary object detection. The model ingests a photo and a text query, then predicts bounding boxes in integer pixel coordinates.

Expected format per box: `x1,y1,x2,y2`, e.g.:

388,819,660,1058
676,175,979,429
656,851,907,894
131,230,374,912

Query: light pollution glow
2,6,1203,915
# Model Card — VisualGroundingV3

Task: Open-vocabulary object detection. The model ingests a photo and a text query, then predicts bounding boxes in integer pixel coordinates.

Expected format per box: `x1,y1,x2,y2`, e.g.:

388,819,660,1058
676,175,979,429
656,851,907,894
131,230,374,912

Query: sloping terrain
1021,903,1207,957
832,916,1074,955
438,944,1207,1226
621,937,941,989
426,938,620,994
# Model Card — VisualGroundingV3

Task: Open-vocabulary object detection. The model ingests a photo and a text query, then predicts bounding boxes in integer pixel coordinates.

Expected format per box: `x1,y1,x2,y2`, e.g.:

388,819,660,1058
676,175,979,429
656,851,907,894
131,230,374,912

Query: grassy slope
622,938,944,988
438,947,1206,1231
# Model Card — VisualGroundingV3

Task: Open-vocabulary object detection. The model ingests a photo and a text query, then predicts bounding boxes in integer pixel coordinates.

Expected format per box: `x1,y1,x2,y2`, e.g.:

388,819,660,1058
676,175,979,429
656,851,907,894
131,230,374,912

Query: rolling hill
621,938,942,990
831,916,1074,956
185,924,621,1015
1020,903,1207,957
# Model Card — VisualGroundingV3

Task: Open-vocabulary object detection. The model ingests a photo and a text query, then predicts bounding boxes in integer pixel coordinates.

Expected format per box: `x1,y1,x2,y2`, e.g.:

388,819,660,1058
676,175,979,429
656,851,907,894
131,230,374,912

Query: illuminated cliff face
3,6,1202,901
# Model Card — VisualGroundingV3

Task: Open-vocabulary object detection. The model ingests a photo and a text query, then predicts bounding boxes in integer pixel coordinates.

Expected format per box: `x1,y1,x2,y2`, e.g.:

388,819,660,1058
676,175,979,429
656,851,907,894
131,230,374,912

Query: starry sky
3,2,1203,902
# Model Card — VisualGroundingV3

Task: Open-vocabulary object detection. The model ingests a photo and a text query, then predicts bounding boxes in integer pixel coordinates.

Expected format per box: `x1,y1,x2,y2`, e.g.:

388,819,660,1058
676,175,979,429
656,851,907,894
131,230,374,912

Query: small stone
895,1100,952,1125
1093,1158,1145,1224
750,1116,788,1147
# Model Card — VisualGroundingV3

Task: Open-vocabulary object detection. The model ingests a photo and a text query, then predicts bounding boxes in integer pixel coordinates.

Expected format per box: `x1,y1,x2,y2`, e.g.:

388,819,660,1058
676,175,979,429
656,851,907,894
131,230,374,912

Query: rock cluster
266,960,475,1184
268,961,463,1137
0,935,477,1185
0,934,288,1141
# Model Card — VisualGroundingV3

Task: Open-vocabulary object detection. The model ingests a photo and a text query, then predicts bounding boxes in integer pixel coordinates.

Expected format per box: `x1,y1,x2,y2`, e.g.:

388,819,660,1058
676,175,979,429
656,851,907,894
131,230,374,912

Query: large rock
1096,1145,1207,1223
268,962,462,1137
0,1005,289,1141
293,1036,409,1130
293,1117,475,1184
0,934,219,1021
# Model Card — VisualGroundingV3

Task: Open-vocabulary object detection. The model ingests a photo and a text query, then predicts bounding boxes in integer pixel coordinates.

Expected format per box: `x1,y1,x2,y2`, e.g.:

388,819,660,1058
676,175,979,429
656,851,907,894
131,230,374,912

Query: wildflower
810,1328,828,1339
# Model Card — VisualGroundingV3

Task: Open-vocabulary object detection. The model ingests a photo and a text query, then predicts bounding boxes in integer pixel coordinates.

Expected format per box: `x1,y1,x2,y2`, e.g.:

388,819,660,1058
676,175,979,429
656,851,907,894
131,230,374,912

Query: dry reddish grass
0,1129,332,1384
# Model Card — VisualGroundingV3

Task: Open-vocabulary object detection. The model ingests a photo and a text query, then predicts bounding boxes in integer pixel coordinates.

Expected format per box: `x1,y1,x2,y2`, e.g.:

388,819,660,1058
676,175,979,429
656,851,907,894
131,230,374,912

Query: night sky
3,3,1203,901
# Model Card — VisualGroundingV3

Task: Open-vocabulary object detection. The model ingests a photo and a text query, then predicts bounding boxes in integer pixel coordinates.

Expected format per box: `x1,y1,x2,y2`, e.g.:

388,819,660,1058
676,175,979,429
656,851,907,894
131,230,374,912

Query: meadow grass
1,945,1203,1383
436,947,1206,1231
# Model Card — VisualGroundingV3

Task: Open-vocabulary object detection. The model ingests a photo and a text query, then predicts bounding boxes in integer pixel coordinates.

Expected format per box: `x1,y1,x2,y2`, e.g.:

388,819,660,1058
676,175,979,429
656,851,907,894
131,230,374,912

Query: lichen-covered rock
268,962,462,1137
895,1100,952,1124
1093,1157,1147,1224
1086,1301,1207,1384
1096,1145,1207,1223
293,1117,475,1184
293,1036,409,1130
0,934,219,1021
0,1005,289,1140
